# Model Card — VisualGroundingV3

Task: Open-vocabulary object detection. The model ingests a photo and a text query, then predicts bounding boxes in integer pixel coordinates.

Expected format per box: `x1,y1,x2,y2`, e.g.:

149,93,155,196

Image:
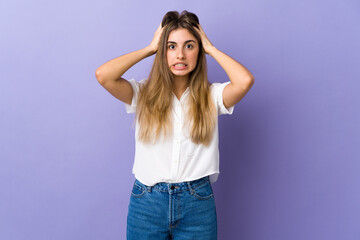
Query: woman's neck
173,75,189,90
172,75,190,100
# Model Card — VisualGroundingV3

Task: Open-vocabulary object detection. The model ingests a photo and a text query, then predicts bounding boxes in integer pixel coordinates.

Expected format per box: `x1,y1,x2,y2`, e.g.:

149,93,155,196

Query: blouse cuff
124,79,138,114
218,81,235,115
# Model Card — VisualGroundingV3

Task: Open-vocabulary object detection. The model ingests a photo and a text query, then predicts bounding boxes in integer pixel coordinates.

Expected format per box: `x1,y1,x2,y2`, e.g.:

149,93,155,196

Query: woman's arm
95,47,155,84
95,24,163,104
195,25,255,109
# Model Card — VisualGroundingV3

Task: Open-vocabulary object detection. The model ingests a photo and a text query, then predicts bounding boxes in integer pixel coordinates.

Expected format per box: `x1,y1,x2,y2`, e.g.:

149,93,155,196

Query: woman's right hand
148,23,164,54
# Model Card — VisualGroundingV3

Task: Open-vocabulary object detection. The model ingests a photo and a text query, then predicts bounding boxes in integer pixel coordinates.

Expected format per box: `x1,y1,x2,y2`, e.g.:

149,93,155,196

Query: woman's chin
171,71,190,77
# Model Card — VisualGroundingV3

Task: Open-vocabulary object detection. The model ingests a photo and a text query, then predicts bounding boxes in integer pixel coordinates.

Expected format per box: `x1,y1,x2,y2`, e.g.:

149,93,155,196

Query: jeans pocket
131,181,146,198
192,180,214,200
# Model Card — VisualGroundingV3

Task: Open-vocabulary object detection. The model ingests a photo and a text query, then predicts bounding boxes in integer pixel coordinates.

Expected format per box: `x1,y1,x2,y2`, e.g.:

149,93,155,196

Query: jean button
170,185,175,190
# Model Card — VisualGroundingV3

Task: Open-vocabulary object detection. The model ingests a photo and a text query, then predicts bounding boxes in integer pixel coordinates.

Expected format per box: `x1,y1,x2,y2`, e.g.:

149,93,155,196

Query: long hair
135,10,216,146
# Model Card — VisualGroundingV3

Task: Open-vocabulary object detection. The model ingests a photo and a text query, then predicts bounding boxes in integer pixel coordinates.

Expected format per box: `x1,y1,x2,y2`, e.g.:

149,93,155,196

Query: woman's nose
176,49,185,59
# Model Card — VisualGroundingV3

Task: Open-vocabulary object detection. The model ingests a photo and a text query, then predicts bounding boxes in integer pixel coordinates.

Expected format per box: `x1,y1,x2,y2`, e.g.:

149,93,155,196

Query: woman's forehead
167,28,197,43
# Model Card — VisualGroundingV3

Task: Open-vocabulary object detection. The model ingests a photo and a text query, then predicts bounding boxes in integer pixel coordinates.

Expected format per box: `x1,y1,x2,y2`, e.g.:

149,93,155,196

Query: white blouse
124,79,234,186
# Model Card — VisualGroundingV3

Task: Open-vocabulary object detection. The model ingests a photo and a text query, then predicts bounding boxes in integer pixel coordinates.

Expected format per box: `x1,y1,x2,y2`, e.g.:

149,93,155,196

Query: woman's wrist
206,45,217,57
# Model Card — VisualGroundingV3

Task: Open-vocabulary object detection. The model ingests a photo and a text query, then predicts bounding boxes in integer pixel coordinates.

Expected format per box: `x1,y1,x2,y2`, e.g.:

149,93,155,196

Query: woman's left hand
195,24,215,54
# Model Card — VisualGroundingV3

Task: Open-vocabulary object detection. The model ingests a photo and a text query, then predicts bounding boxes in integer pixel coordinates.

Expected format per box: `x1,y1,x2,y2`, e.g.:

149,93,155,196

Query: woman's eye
168,45,175,49
186,44,193,49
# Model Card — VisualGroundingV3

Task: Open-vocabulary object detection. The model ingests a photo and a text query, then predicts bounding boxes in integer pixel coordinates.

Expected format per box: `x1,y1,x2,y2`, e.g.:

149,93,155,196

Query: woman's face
166,28,199,78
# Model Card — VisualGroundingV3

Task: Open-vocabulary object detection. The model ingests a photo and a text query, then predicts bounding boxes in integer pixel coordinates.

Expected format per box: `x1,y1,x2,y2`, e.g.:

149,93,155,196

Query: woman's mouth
173,63,188,70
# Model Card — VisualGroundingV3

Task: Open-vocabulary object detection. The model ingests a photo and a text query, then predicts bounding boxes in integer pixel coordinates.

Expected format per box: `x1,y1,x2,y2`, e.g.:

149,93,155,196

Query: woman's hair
135,10,216,146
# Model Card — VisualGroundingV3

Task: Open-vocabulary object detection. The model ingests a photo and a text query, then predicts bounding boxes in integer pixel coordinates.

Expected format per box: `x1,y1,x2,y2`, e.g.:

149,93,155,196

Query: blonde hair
135,10,216,146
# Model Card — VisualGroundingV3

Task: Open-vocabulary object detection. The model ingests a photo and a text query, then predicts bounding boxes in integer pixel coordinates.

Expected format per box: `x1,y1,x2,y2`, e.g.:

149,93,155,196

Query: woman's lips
172,63,188,70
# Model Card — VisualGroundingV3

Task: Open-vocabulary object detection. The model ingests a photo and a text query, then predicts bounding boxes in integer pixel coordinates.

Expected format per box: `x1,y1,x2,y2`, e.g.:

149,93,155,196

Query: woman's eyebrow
167,40,197,44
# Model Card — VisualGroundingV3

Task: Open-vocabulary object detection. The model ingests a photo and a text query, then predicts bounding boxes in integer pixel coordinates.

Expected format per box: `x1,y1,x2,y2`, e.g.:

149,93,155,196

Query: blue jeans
126,176,217,239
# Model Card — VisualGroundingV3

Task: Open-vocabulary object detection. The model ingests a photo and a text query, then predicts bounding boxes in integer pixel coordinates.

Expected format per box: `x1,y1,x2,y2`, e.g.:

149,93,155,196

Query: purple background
1,0,359,239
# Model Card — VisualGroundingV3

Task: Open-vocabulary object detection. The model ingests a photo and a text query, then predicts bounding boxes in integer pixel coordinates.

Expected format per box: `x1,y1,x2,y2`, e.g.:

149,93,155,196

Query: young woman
96,10,254,240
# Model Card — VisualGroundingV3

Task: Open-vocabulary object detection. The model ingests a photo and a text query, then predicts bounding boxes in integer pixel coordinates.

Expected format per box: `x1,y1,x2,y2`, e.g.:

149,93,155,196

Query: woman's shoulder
209,81,231,96
127,78,148,91
210,81,231,88
128,78,147,85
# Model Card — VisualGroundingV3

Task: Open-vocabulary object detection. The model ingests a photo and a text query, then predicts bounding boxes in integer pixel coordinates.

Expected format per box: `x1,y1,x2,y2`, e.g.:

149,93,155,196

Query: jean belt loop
147,186,152,193
187,181,194,195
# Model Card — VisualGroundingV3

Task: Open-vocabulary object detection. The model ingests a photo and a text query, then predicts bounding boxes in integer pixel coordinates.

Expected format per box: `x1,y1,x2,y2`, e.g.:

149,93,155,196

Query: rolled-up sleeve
212,81,235,115
124,78,145,113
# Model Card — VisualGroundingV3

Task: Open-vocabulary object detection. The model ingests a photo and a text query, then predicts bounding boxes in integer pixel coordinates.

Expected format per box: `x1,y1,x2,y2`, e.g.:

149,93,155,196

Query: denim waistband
135,176,210,193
